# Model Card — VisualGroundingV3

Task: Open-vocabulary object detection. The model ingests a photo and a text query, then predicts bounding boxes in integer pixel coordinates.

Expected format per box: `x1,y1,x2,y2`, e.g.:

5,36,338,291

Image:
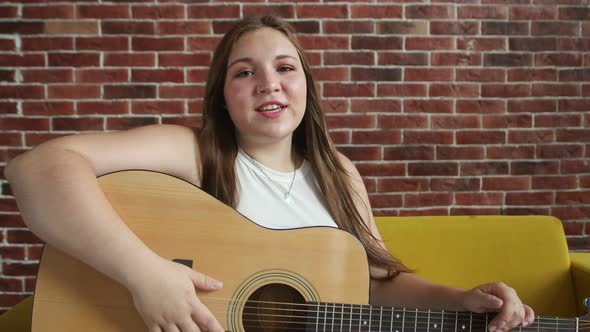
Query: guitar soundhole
242,283,307,332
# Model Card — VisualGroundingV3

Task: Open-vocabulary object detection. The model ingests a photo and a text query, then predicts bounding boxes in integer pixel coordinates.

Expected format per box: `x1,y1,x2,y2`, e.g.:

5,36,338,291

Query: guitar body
31,170,370,331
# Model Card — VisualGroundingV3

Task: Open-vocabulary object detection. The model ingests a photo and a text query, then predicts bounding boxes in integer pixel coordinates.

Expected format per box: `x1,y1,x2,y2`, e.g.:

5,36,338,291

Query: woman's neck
238,138,302,173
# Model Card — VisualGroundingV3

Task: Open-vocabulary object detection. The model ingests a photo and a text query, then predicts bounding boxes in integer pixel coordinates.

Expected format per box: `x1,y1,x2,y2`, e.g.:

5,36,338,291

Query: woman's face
223,27,307,146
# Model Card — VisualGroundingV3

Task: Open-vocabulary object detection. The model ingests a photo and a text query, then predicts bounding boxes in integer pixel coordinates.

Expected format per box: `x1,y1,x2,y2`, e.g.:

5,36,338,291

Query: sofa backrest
375,215,576,317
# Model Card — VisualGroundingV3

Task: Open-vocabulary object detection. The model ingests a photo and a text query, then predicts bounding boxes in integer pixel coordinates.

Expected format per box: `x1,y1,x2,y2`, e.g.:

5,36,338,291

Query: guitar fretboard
306,302,579,332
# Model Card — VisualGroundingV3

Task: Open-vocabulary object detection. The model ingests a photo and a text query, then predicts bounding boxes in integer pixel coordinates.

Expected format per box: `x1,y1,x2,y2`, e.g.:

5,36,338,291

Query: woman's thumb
191,271,223,291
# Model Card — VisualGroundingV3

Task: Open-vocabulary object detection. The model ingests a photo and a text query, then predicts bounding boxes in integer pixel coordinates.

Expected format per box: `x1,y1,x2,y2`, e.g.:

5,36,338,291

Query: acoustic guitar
31,170,589,331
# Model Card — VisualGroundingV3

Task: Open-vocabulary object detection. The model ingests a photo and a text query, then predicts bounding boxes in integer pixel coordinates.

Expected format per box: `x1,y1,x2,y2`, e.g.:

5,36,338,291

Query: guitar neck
307,303,579,332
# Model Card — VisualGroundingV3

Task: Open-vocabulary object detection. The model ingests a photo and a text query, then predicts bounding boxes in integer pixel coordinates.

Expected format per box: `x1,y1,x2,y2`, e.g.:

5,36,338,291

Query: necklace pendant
284,195,293,204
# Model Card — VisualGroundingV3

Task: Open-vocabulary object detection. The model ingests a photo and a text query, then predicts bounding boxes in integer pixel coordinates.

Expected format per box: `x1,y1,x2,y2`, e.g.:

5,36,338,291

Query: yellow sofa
2,215,589,330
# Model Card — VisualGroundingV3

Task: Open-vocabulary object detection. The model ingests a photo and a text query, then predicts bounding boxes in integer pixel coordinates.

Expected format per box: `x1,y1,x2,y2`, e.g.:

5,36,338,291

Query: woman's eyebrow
227,54,298,70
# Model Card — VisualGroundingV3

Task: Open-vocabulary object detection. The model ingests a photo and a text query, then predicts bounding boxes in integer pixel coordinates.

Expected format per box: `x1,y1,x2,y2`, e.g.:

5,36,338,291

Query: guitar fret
341,303,344,332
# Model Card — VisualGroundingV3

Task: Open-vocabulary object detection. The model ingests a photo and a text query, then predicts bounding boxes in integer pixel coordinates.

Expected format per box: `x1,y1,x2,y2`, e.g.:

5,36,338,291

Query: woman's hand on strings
462,282,535,332
128,255,225,332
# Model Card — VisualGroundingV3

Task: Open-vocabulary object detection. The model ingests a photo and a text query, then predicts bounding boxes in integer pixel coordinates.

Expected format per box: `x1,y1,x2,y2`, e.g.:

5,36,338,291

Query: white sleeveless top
235,148,338,229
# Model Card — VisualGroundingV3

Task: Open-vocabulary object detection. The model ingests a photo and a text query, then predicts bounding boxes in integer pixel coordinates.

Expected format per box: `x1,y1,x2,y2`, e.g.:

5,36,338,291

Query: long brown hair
200,16,409,278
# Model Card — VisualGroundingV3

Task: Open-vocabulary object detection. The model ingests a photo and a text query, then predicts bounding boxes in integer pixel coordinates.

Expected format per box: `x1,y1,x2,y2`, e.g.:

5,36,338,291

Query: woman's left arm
336,152,535,332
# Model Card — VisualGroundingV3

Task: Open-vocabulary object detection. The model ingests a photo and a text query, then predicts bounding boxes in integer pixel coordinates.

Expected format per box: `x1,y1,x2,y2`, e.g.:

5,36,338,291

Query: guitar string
201,297,588,326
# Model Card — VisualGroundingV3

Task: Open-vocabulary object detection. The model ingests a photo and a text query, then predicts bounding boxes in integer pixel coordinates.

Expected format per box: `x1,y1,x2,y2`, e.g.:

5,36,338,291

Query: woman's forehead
228,28,300,65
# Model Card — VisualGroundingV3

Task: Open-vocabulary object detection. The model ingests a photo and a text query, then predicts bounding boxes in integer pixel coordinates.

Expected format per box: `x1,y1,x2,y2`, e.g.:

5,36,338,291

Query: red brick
0,5,18,18
533,22,578,36
377,84,427,97
408,162,458,176
510,6,556,20
536,53,583,67
0,278,22,293
429,84,479,98
560,69,590,82
457,131,505,144
352,36,402,50
431,178,480,192
562,222,585,235
432,53,481,67
7,230,42,244
187,5,240,19
482,84,530,98
0,38,15,51
486,146,535,159
0,102,17,115
104,85,156,99
532,176,577,190
536,114,581,128
157,21,211,35
159,85,204,99
384,146,434,161
512,161,559,175
77,5,129,19
455,192,503,206
0,294,29,307
405,68,453,82
559,99,590,112
378,115,428,129
509,38,557,52
52,117,104,131
300,36,349,50
405,193,453,208
378,178,429,192
324,83,374,97
406,5,454,19
483,176,530,190
400,209,450,217
48,53,99,67
377,21,428,35
356,163,405,177
558,38,590,52
132,101,184,114
45,21,98,35
23,101,75,116
0,198,17,211
378,52,428,66
562,160,590,174
132,69,183,83
159,53,210,67
351,5,402,18
329,130,349,145
351,131,401,145
77,101,128,115
508,99,556,113
338,146,381,161
456,100,505,114
325,52,374,66
76,69,128,83
22,69,72,83
322,99,348,114
437,146,485,160
404,100,452,113
368,194,403,209
485,53,532,67
299,5,346,18
482,114,532,128
23,5,74,18
581,176,590,188
0,214,25,228
352,68,401,82
132,37,183,51
557,191,590,205
541,145,583,163
431,115,481,129
106,117,159,131
533,84,580,97
133,5,185,19
557,129,590,143
0,86,44,99
451,208,500,215
0,21,44,35
326,115,375,129
0,117,49,131
503,207,551,216
324,21,374,34
404,131,453,145
457,37,505,51
508,69,557,82
431,22,478,35
313,67,349,81
48,85,100,99
77,36,130,51
457,69,504,84
553,207,590,221
460,162,509,176
27,246,43,261
104,53,155,67
483,22,529,35
406,37,454,50
559,7,590,20
459,6,507,19
0,54,45,67
21,37,72,51
351,99,401,113
102,21,155,35
508,130,555,144
187,37,223,51
3,263,38,277
0,133,21,146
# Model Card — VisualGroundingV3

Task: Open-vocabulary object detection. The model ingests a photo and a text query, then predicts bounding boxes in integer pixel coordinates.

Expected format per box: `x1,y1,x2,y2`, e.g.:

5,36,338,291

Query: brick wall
0,0,589,313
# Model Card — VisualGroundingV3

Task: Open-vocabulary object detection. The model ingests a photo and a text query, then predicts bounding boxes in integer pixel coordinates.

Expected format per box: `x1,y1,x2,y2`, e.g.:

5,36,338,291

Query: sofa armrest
570,252,590,316
0,295,32,332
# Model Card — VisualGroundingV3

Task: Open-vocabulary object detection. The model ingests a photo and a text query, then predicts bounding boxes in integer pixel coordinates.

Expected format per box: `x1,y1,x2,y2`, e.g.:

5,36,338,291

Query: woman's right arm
4,124,225,332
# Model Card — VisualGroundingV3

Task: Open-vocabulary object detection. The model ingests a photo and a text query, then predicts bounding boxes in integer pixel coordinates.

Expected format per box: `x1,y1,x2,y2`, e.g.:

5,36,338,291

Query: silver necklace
242,151,297,203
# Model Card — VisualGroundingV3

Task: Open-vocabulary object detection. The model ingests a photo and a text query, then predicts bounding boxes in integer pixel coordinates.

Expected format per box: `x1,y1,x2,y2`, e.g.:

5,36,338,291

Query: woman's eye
278,66,293,72
236,70,253,78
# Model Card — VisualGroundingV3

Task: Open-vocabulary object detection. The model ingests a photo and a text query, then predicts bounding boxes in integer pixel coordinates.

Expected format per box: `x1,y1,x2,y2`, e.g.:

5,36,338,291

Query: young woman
5,16,534,332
